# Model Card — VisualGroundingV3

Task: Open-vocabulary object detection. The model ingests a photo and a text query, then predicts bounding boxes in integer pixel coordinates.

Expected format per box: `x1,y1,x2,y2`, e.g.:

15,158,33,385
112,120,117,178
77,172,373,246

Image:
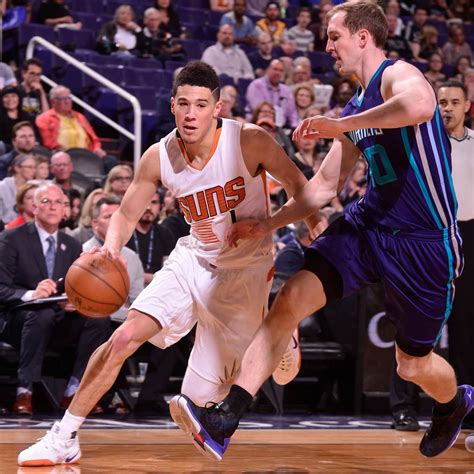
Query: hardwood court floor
1,429,473,473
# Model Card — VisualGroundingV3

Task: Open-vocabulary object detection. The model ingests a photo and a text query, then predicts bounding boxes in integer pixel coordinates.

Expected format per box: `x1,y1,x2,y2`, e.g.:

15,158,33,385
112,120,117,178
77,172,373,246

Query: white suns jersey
159,118,273,268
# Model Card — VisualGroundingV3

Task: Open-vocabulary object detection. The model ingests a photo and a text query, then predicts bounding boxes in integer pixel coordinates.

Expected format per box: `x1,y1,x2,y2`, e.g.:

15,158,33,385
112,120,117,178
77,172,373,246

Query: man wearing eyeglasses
36,85,117,173
50,151,88,197
0,183,110,415
18,58,50,119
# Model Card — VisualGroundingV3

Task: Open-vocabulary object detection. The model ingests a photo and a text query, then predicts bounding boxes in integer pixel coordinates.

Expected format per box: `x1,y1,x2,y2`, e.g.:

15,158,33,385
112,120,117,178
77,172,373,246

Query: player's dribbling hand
81,246,128,269
292,116,344,141
226,219,269,247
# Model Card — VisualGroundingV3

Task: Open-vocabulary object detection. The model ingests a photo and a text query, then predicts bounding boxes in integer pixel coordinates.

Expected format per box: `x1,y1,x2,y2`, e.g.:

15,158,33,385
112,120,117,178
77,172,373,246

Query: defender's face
326,12,358,75
171,85,222,145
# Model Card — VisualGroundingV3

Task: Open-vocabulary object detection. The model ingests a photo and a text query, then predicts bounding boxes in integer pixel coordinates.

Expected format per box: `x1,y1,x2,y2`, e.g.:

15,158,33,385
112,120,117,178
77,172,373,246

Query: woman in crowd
68,188,105,243
5,182,39,229
0,86,36,146
294,84,315,123
96,5,141,57
153,0,184,40
424,52,447,90
412,25,443,62
103,164,133,198
0,154,37,224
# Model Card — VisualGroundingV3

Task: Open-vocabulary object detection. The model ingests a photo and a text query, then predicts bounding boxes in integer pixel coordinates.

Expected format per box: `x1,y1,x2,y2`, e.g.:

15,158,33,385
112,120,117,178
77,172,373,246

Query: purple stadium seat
71,11,108,31
179,7,207,25
57,28,96,51
71,0,104,14
182,39,203,60
18,23,56,47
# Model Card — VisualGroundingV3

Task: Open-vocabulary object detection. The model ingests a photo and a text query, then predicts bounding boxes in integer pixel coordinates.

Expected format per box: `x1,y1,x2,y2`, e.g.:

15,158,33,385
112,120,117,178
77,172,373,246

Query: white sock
55,410,85,440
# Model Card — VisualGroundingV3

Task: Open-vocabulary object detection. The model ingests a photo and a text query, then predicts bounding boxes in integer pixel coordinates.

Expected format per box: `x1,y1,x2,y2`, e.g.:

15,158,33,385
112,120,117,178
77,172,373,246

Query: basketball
65,253,130,318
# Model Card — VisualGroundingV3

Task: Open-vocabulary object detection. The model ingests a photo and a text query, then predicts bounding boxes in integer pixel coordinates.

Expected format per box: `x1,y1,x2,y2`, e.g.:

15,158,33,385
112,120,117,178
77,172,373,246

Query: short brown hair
12,121,35,139
327,1,388,48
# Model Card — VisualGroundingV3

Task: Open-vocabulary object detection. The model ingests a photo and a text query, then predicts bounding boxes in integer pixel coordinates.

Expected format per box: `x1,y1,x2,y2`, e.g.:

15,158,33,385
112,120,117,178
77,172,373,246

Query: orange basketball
65,253,129,318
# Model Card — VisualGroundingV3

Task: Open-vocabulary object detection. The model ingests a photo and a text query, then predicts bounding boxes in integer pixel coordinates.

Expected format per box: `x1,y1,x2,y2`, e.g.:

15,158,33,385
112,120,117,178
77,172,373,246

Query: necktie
45,235,56,279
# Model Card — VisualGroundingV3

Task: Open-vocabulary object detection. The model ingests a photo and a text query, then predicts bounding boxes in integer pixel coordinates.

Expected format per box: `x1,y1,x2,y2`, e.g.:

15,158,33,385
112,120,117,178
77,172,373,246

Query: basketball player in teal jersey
170,1,474,460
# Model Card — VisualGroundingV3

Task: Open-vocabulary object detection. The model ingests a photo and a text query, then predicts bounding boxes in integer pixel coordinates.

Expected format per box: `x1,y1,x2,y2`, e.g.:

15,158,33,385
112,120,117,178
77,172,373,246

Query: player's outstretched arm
293,61,437,141
104,144,162,257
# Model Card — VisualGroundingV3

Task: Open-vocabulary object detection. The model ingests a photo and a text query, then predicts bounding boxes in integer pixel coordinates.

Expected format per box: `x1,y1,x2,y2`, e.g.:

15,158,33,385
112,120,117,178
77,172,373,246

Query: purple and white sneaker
169,394,238,461
420,384,474,457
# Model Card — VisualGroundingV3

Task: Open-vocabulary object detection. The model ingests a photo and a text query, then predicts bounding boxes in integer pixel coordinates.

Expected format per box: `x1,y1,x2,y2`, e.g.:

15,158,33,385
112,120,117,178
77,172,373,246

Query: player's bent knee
396,359,421,382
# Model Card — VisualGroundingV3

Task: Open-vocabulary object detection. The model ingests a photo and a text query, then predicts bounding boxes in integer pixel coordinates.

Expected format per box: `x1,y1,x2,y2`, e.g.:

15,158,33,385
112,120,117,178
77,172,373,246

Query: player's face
438,86,470,133
326,12,359,75
171,85,222,145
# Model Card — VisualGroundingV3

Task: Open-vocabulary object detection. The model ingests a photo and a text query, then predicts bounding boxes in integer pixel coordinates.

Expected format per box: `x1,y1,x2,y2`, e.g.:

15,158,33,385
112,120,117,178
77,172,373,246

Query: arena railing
26,36,142,169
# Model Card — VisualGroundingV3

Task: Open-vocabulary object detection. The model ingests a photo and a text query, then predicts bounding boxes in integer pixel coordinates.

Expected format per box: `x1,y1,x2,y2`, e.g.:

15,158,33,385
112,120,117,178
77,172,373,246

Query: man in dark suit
0,183,110,415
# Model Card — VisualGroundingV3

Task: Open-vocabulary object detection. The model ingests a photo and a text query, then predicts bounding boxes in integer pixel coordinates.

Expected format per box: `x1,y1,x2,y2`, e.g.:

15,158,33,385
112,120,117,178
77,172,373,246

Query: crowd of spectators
0,0,472,416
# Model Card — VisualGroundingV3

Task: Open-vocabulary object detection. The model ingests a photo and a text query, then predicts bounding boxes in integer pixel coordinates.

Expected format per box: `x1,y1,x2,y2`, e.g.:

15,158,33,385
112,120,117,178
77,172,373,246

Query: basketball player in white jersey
18,61,317,466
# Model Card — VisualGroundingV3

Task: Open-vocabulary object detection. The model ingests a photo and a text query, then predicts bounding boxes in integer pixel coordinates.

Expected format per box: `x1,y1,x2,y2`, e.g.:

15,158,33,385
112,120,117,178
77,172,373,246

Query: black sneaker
420,384,474,457
169,394,239,460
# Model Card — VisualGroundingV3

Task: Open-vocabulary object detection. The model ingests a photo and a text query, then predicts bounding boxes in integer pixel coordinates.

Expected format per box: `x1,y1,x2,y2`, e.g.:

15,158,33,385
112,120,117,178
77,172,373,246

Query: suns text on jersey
177,176,246,222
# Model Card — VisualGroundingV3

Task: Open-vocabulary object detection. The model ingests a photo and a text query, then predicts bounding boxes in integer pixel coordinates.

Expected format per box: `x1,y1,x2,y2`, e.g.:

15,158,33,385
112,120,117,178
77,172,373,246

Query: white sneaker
18,422,81,467
272,328,301,385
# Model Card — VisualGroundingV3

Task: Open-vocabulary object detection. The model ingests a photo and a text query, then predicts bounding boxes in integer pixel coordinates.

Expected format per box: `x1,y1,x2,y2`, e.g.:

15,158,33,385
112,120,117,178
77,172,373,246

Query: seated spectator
201,24,254,84
219,84,245,121
453,55,473,83
429,0,455,21
126,191,175,285
0,154,36,224
287,63,313,88
36,86,117,173
0,183,110,415
450,0,471,22
251,101,294,157
67,188,105,243
339,159,367,208
294,84,315,123
64,188,82,230
273,36,304,62
137,7,185,63
285,7,314,53
424,53,447,90
384,13,412,60
5,182,38,229
325,79,355,119
0,61,17,89
404,6,429,52
245,59,298,128
412,25,443,62
153,0,184,40
50,151,88,197
248,32,274,78
0,86,37,147
309,2,331,52
255,2,286,46
385,0,405,36
210,0,233,13
84,195,144,321
220,0,256,46
37,0,81,29
292,135,319,180
18,58,49,119
159,188,190,240
103,164,133,198
0,121,37,180
442,24,473,67
35,155,50,181
96,5,140,57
